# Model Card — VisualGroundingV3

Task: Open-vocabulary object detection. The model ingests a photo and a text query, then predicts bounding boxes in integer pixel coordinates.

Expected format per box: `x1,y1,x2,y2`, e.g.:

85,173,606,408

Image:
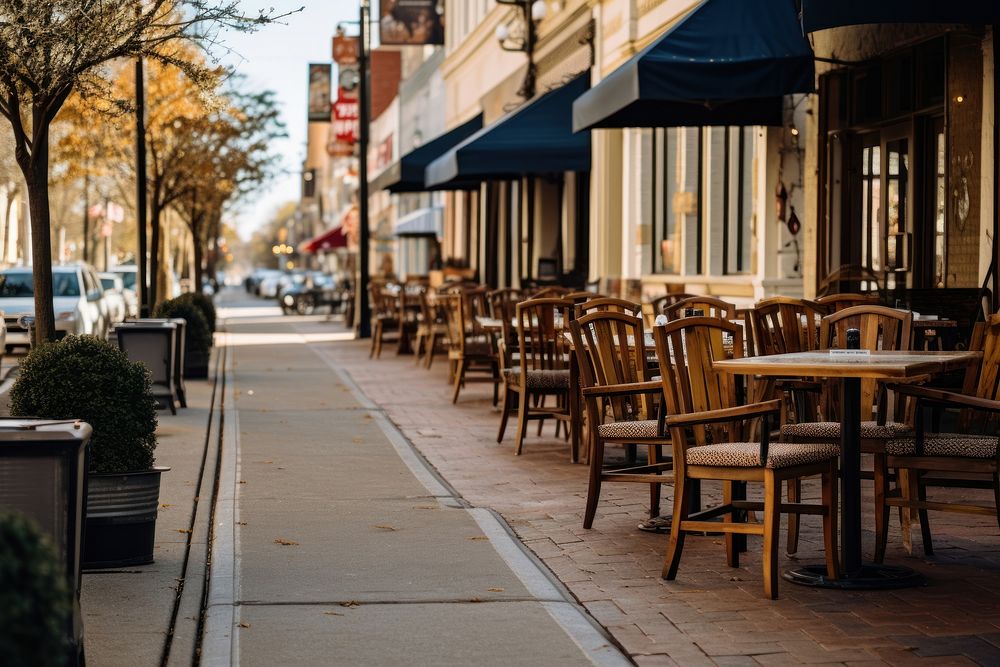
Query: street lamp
495,0,555,99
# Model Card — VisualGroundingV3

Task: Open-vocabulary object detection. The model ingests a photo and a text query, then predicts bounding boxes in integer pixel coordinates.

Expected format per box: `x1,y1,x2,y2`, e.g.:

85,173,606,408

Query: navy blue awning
426,74,591,188
372,115,484,193
802,0,1000,32
572,0,814,131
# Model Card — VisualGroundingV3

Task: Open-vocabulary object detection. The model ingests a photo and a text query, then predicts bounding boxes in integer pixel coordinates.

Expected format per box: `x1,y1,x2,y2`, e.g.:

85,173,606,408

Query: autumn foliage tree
0,0,292,342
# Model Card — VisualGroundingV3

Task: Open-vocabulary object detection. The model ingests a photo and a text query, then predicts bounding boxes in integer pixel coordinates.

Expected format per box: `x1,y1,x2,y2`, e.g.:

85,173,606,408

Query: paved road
204,290,627,666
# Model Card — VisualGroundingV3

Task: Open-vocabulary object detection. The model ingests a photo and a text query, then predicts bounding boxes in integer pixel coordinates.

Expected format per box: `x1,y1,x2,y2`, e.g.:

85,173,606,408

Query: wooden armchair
783,304,914,555
441,292,500,404
570,311,671,529
369,282,401,359
413,288,448,368
814,292,879,313
575,297,642,319
663,296,736,321
876,316,1000,561
653,317,839,599
497,298,575,457
648,293,698,319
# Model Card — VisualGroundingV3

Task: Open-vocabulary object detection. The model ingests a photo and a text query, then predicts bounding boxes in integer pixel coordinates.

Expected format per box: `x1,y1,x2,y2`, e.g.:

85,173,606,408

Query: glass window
0,271,81,297
723,127,754,274
652,127,702,274
933,125,946,287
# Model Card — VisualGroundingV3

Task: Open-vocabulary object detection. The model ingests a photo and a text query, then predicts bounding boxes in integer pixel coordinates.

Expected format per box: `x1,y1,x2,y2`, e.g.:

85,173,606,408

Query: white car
0,264,110,350
98,273,128,324
258,272,286,299
109,265,139,317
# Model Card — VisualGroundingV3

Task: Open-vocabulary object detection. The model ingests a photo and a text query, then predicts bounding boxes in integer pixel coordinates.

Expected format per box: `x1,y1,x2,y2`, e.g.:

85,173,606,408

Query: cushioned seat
885,434,998,458
781,420,912,439
597,419,660,440
503,367,570,389
686,442,840,469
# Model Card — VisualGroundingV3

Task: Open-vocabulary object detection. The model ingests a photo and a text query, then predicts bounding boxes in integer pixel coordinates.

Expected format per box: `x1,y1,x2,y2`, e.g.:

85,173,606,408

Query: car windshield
100,278,116,290
117,271,136,290
0,271,81,297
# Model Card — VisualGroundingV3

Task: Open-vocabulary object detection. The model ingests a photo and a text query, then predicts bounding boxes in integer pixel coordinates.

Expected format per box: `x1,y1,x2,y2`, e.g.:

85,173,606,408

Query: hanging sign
379,0,445,45
332,34,359,65
332,89,360,144
307,63,332,122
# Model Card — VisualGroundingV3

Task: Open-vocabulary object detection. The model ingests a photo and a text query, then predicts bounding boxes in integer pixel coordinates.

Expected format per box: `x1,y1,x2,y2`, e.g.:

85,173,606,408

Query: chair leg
425,334,437,368
413,332,424,365
916,474,933,557
662,473,690,580
762,471,781,600
451,359,467,404
786,479,801,556
723,481,739,569
873,453,890,564
583,439,605,529
898,469,916,554
497,386,513,443
647,444,661,520
821,461,840,579
514,389,530,456
993,473,1000,530
369,322,378,358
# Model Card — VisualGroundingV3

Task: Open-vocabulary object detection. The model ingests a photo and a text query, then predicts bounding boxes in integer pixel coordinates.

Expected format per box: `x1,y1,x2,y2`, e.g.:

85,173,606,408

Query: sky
216,1,359,239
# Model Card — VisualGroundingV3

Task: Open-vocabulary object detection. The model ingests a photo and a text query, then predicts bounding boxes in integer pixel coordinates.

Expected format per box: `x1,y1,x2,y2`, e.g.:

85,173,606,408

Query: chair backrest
487,288,523,323
531,286,572,299
649,293,698,316
653,317,746,449
753,296,826,356
964,315,1000,405
821,304,913,420
663,296,736,321
370,282,401,319
515,298,572,373
576,297,642,319
440,293,467,352
815,292,879,312
570,311,654,422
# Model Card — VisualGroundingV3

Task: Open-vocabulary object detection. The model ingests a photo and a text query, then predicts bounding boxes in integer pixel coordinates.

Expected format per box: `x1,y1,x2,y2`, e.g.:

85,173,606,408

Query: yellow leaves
273,538,299,546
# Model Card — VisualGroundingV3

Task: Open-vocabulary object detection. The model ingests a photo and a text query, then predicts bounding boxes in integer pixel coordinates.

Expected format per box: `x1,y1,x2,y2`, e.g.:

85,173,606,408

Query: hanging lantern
775,182,788,222
787,206,801,236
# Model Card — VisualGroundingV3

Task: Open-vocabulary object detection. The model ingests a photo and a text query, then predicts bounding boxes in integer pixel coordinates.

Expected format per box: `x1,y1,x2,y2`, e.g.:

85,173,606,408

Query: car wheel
295,295,316,316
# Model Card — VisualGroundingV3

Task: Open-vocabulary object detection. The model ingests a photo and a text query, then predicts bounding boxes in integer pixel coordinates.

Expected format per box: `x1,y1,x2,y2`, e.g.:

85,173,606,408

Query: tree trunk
193,239,204,294
149,201,161,308
204,212,221,288
25,145,56,344
2,184,15,263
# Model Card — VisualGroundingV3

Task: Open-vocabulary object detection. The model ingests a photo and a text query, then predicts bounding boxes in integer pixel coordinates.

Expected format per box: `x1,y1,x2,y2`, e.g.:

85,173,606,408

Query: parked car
279,272,341,315
257,272,287,299
109,265,139,317
0,264,110,350
98,273,128,324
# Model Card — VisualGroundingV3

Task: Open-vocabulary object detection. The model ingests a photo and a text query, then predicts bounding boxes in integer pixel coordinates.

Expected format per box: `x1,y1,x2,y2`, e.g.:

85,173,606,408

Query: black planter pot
83,467,169,569
185,347,210,379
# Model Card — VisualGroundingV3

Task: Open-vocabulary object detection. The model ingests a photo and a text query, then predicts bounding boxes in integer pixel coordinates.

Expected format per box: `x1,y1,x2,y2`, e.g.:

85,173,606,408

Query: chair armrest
888,383,1000,414
666,399,781,428
581,380,661,398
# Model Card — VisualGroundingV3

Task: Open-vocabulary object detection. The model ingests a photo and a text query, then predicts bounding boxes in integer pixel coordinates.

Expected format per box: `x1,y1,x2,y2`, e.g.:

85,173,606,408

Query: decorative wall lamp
495,1,559,99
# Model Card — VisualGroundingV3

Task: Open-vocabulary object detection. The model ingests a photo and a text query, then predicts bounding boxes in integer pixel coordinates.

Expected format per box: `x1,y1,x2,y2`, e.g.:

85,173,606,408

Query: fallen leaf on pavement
323,611,344,616
487,588,505,592
238,622,251,629
339,601,360,608
374,524,397,531
273,538,299,546
177,529,192,534
465,536,489,541
413,505,438,510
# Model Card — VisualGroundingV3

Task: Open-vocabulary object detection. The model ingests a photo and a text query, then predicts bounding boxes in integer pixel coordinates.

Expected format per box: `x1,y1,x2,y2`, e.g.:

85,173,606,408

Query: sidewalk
203,294,627,665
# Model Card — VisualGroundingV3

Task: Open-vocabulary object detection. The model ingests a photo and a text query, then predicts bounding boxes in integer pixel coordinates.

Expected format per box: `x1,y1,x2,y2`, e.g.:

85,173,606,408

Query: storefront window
652,127,702,274
933,125,946,288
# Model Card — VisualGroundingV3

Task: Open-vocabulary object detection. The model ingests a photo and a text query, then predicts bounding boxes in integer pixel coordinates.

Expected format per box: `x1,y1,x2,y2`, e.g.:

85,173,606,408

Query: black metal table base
784,564,925,590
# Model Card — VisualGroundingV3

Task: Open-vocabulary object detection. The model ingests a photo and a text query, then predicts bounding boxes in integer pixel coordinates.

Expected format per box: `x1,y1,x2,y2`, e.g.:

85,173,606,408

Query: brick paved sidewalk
316,331,1000,666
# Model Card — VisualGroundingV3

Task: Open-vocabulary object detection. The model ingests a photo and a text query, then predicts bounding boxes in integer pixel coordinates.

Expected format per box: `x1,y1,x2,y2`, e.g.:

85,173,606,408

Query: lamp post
356,0,372,337
495,0,552,99
135,55,149,317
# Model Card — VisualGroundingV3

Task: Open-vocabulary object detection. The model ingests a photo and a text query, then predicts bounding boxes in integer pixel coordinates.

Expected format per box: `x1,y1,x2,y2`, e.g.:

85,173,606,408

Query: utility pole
136,56,149,316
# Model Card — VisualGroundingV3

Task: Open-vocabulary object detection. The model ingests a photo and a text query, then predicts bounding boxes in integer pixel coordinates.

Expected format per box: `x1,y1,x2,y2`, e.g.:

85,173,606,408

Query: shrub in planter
10,336,157,474
0,511,71,667
10,336,165,567
176,291,216,334
153,298,212,378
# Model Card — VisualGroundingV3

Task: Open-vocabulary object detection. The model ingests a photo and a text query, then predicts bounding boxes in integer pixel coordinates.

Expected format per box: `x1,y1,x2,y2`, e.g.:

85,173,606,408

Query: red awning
300,225,347,254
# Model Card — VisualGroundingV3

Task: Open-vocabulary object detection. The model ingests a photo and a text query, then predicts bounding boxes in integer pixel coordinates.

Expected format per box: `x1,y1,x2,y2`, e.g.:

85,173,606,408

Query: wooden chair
653,317,840,599
497,298,574,457
413,289,448,368
576,297,642,319
648,293,697,318
814,292,879,313
532,286,573,299
876,316,1000,561
570,311,672,528
441,292,500,404
783,304,914,555
369,282,401,359
753,297,826,356
396,281,425,355
663,296,736,321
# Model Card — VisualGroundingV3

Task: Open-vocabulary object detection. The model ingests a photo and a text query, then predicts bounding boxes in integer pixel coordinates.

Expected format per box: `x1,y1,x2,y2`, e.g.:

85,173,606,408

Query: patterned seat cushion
503,368,570,389
597,419,660,440
686,442,840,469
885,434,999,458
781,421,912,440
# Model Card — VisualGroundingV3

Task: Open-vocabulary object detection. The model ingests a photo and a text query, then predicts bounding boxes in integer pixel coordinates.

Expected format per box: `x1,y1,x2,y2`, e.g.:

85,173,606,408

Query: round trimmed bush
0,511,71,666
10,336,158,473
176,292,216,334
152,298,212,372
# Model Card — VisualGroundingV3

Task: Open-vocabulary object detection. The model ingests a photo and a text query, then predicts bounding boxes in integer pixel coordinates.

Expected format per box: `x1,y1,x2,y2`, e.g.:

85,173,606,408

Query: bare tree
0,0,296,341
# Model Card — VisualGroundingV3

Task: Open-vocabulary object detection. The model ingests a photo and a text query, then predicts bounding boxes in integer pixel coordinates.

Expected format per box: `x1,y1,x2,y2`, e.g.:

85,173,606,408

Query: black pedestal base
783,564,925,590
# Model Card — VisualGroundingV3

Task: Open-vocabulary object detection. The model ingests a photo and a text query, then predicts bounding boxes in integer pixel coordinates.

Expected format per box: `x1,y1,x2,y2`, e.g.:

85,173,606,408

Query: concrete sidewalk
203,295,627,665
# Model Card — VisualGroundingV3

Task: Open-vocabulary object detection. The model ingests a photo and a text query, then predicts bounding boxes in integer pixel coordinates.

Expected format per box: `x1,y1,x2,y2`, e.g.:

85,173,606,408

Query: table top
715,350,981,379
